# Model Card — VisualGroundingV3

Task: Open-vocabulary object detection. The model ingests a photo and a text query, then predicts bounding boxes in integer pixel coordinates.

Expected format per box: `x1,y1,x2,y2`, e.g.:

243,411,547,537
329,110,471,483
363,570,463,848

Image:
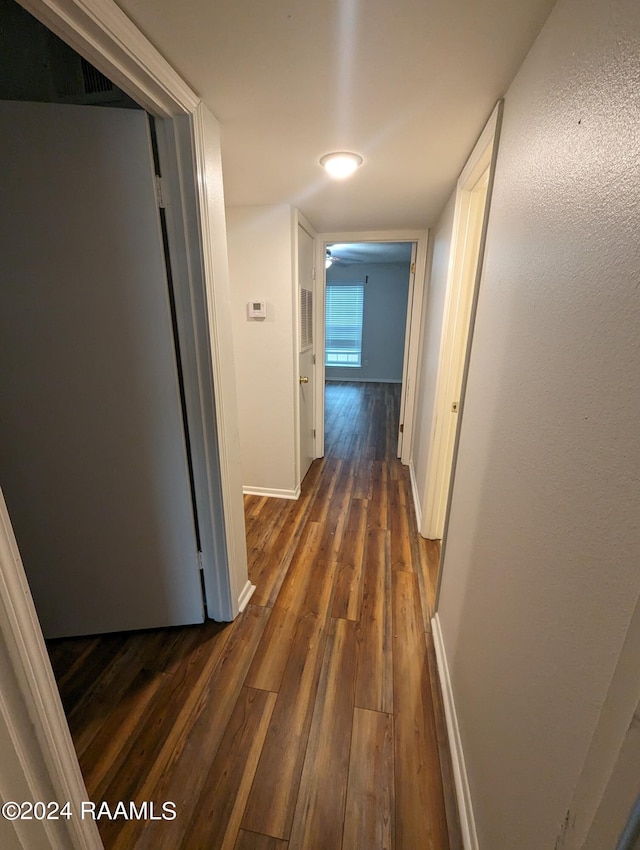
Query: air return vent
300,288,313,351
47,31,123,104
80,58,114,95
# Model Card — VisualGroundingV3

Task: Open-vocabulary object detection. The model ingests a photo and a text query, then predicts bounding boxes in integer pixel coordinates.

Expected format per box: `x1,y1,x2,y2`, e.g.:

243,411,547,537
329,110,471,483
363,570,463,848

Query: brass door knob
299,376,309,384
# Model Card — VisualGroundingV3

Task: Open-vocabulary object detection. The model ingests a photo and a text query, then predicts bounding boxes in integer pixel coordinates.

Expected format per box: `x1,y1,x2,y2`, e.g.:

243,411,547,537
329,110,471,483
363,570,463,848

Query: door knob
299,376,309,384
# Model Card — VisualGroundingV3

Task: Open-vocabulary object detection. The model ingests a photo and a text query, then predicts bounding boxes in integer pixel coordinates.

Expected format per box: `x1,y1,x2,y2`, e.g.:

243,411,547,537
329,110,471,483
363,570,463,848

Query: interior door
0,101,204,638
298,223,315,483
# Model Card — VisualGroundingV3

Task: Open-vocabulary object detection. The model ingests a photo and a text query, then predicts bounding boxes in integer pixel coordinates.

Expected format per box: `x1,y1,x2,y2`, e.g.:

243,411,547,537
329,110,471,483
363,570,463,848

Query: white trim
191,103,249,619
0,488,102,850
432,613,479,850
318,229,429,466
243,485,301,501
236,581,257,614
409,461,422,531
155,115,237,623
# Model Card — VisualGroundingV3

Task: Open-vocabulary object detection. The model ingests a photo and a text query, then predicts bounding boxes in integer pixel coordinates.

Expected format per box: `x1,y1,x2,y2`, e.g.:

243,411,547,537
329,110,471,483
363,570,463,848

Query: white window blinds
325,283,364,367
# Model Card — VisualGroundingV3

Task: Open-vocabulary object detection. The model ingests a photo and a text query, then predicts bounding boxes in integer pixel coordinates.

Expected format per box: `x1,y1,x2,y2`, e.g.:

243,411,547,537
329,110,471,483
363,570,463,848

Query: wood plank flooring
47,381,461,849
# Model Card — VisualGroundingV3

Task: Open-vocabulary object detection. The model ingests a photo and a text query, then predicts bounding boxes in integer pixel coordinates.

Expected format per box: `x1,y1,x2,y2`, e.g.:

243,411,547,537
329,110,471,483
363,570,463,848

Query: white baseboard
242,485,300,500
237,580,256,614
431,613,479,850
409,461,422,531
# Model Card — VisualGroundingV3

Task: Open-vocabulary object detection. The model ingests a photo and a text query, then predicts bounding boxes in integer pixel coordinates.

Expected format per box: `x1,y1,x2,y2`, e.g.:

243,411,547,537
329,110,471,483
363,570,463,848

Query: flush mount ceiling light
320,151,363,180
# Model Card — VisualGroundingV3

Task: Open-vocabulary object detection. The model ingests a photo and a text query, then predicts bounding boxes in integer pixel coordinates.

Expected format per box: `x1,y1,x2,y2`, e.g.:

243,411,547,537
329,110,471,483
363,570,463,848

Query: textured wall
437,0,640,846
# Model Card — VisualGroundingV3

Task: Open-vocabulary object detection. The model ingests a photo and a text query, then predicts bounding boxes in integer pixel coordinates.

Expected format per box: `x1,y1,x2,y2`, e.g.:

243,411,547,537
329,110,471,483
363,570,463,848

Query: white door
0,101,204,638
423,165,491,539
298,224,315,483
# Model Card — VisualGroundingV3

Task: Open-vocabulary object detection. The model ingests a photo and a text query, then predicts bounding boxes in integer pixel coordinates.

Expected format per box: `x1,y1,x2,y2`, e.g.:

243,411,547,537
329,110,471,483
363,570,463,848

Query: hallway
48,381,459,849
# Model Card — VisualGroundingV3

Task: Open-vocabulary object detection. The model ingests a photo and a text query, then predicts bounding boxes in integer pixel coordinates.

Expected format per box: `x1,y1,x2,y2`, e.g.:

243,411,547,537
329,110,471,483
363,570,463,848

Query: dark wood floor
48,381,460,850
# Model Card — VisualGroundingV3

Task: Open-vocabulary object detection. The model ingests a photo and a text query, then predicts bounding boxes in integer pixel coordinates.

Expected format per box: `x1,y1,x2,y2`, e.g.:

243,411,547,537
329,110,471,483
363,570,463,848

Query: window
325,283,364,367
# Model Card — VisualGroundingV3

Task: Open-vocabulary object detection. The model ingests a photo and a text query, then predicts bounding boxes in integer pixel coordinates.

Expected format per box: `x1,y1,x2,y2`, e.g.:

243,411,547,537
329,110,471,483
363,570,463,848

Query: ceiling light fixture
320,151,363,180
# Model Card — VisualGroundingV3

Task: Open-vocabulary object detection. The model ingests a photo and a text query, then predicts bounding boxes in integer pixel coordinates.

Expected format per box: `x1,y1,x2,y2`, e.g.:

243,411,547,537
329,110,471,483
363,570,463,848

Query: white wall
411,194,456,511
436,0,640,847
325,262,410,382
226,205,297,496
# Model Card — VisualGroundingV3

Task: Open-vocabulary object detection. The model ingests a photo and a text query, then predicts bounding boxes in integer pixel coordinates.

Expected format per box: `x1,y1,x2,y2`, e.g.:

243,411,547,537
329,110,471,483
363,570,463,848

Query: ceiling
116,0,557,232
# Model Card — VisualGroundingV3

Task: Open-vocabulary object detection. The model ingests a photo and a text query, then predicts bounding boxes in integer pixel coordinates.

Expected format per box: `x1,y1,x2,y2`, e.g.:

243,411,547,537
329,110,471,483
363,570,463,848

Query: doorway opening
418,104,503,605
317,234,428,467
0,0,208,639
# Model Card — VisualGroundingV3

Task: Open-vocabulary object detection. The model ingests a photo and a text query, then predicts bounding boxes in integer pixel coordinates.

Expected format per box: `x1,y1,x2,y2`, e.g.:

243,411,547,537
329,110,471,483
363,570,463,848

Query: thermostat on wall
247,300,267,319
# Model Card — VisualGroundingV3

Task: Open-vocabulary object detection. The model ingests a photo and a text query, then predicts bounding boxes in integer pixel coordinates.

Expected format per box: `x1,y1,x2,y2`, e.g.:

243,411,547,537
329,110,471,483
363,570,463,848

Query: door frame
398,242,418,458
316,230,428,463
1,1,251,846
14,0,252,617
153,116,253,619
0,488,101,849
421,102,503,542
